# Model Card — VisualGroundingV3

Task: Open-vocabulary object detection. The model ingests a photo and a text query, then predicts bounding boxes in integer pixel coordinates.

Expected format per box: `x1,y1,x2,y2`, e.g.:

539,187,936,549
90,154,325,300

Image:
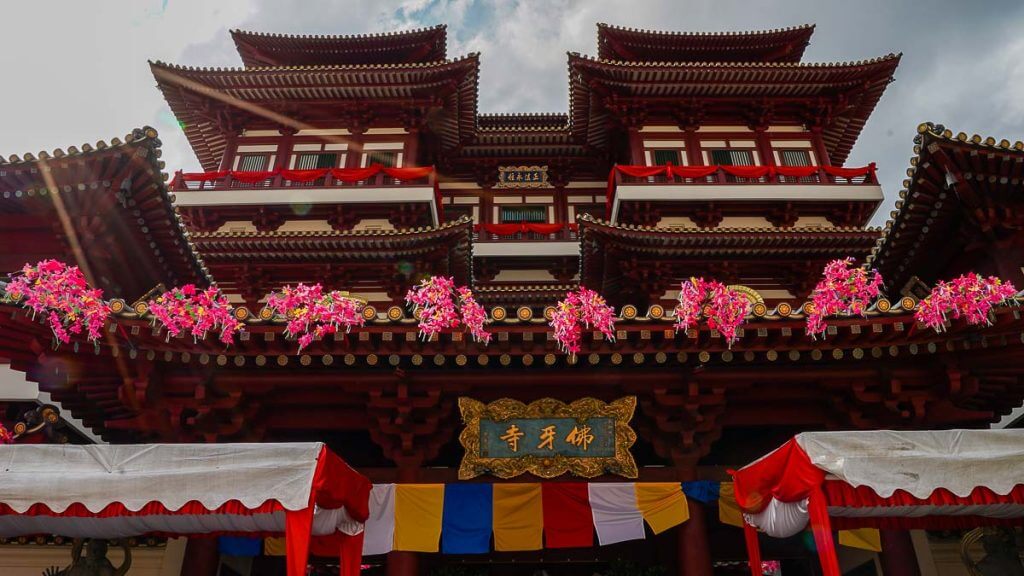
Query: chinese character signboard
458,397,637,479
497,165,549,188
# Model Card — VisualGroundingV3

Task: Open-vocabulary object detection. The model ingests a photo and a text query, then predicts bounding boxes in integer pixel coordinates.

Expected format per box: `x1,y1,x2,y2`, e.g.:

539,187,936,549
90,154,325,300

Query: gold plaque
458,396,638,479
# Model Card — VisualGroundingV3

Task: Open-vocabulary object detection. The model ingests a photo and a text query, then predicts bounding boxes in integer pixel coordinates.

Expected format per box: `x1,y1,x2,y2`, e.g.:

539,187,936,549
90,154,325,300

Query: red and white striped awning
732,430,1024,576
0,443,371,576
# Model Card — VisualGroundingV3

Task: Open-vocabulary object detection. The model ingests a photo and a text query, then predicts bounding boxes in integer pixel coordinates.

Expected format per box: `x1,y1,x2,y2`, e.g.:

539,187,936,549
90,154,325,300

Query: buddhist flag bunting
493,483,544,551
718,482,745,528
839,528,882,552
541,483,593,548
394,484,444,552
635,483,690,534
363,484,396,555
587,483,647,545
442,484,493,554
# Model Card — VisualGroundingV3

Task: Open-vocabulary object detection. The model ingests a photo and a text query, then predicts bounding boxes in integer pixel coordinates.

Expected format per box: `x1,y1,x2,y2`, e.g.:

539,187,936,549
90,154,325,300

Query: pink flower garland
549,288,616,356
915,273,1018,332
806,258,883,339
5,259,110,345
147,284,243,345
673,278,751,348
266,284,365,352
405,277,491,344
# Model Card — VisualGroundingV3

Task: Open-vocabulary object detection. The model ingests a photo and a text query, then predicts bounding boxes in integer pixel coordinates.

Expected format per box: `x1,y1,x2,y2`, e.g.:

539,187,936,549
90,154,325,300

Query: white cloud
2,0,1024,227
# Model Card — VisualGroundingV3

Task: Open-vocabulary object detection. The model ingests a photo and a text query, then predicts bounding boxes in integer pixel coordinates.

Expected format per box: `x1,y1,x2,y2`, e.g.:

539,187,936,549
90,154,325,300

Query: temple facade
1,23,1022,576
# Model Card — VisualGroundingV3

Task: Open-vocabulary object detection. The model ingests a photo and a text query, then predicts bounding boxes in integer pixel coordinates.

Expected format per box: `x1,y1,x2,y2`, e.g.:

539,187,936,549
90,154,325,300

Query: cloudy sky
2,0,1023,225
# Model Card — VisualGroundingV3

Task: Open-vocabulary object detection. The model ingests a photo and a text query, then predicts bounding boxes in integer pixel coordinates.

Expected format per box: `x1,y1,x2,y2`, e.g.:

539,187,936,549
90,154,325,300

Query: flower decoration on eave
266,283,366,353
673,278,751,348
4,259,110,347
806,258,883,339
147,284,243,345
915,273,1018,332
549,287,616,357
405,276,491,344
0,422,12,444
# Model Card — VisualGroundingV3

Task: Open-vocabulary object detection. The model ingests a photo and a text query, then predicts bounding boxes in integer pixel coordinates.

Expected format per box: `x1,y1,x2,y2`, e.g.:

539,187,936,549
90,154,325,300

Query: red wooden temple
1,22,1022,576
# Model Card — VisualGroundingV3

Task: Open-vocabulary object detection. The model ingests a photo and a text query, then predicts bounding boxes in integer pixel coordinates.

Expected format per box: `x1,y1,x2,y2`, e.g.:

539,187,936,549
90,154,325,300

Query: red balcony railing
473,222,578,242
607,163,879,218
170,164,436,191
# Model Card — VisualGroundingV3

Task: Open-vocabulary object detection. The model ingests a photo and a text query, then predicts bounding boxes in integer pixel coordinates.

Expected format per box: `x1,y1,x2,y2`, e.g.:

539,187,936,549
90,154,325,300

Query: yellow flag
839,528,882,552
634,483,690,534
394,484,444,552
493,484,543,551
263,537,286,557
718,482,745,528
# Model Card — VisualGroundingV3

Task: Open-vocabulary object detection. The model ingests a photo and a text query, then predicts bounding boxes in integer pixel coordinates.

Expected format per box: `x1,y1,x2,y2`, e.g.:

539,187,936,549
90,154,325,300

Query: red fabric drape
808,488,841,576
823,163,876,179
475,223,572,235
0,499,285,518
177,171,229,182
174,165,436,185
614,165,671,179
541,483,594,548
732,439,825,514
773,166,819,178
281,169,330,182
330,165,390,182
669,165,719,179
383,166,434,180
823,481,1024,510
743,521,764,576
720,165,771,179
338,532,364,576
230,171,278,183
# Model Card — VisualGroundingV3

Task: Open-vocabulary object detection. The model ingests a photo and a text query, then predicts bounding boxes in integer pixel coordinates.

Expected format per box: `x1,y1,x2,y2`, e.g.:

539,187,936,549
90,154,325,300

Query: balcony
472,223,579,257
169,165,440,225
607,164,883,223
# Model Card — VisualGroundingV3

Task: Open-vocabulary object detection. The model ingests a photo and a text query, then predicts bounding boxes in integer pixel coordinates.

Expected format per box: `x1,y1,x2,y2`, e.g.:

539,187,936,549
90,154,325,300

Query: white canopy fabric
0,443,324,514
795,429,1024,498
737,429,1024,538
734,429,1024,576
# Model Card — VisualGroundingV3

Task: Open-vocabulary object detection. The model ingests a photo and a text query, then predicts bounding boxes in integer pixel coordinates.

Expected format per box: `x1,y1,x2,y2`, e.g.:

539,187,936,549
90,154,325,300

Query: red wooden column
179,537,219,576
676,466,713,576
879,529,923,576
387,464,420,576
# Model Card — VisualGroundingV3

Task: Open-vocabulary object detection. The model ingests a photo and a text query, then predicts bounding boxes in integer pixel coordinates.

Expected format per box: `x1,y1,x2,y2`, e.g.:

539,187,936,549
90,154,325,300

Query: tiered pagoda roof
151,57,480,171
157,23,897,172
568,53,901,165
595,23,815,63
868,122,1024,293
578,215,882,304
0,127,209,300
192,217,473,307
231,25,448,67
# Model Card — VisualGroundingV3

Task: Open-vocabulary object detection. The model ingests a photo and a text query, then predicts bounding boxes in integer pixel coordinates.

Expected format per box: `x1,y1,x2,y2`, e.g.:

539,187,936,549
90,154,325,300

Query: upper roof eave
0,127,211,289
866,122,1024,286
230,25,448,67
596,22,816,63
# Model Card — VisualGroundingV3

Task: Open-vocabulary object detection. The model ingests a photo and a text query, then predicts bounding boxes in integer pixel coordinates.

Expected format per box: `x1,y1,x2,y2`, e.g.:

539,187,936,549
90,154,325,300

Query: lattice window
500,205,547,223
779,150,812,166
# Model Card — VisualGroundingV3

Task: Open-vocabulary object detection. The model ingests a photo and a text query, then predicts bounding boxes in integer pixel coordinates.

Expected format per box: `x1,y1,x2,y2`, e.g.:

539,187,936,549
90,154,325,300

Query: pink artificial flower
266,283,365,352
5,260,111,346
148,284,243,345
806,258,883,339
915,273,1018,332
673,278,750,348
405,277,491,344
549,288,616,356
